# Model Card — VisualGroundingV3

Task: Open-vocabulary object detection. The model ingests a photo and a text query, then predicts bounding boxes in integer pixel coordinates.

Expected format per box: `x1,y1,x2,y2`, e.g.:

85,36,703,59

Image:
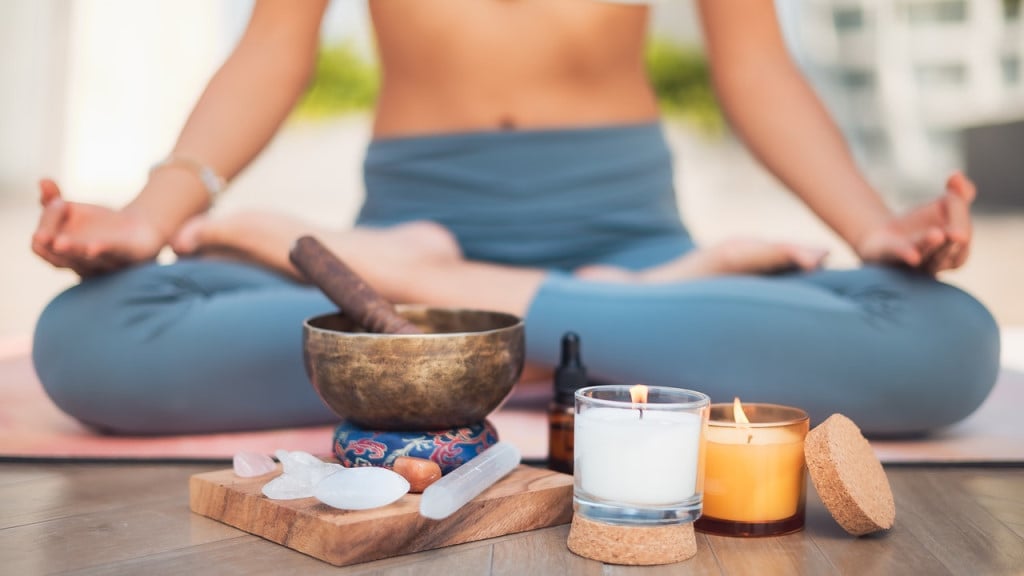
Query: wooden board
189,464,574,567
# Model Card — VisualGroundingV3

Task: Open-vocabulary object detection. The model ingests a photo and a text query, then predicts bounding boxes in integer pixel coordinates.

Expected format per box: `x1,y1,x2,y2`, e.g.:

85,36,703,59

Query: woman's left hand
855,172,975,275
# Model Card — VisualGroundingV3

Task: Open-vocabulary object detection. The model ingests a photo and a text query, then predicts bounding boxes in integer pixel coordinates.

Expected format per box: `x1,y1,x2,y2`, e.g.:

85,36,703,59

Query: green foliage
644,39,723,134
294,39,723,135
293,43,378,120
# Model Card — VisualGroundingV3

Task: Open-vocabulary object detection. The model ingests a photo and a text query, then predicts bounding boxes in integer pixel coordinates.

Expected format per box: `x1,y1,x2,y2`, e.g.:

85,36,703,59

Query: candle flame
630,385,649,404
733,397,750,424
631,385,648,420
733,397,753,444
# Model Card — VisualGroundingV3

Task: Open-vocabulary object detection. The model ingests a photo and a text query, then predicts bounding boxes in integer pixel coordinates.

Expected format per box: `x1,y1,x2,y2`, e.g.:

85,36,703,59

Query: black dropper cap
554,332,588,406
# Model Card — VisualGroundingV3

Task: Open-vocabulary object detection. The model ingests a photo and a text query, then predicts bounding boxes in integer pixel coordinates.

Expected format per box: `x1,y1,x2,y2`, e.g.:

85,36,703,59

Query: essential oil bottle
548,332,588,475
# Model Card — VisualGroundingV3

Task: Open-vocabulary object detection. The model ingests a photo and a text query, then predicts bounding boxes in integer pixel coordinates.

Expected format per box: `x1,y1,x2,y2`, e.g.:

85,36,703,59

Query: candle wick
746,434,752,445
638,407,644,420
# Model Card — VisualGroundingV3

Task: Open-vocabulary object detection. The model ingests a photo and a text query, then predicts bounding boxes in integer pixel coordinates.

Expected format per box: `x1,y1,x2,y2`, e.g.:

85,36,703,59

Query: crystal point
233,451,277,478
261,449,344,500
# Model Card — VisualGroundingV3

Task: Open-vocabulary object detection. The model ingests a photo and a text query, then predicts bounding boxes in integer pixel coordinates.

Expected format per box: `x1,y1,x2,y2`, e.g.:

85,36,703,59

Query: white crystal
262,472,318,500
420,442,521,520
276,450,319,479
233,452,277,478
314,467,410,510
261,450,344,500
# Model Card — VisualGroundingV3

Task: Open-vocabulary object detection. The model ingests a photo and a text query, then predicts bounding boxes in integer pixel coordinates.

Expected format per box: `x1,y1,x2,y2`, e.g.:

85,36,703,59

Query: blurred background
1,0,1022,353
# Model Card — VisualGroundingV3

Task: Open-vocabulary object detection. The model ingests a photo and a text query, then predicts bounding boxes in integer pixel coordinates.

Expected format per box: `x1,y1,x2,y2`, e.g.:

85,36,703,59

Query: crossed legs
33,212,999,435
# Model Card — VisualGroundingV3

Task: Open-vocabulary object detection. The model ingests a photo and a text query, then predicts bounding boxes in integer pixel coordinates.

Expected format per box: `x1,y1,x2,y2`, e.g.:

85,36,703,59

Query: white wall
0,1,70,203
60,0,237,206
0,0,374,208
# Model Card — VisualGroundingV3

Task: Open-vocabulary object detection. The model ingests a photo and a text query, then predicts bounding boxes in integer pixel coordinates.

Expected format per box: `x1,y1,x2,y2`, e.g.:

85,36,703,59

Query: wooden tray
189,464,574,567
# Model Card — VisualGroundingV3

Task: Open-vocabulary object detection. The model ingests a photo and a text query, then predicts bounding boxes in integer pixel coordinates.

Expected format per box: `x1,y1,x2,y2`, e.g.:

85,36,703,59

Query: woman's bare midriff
369,0,658,138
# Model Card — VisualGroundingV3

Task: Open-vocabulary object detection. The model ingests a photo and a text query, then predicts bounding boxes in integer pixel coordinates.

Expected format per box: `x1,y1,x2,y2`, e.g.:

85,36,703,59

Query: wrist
850,215,892,257
836,188,893,256
124,169,212,244
150,155,227,202
119,203,174,249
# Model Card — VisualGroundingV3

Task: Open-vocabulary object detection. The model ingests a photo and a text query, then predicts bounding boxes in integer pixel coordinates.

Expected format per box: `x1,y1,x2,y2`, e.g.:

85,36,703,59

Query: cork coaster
566,515,697,565
805,413,895,536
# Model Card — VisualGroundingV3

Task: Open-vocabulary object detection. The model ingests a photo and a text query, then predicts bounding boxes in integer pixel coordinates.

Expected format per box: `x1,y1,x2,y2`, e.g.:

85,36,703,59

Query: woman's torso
369,0,657,138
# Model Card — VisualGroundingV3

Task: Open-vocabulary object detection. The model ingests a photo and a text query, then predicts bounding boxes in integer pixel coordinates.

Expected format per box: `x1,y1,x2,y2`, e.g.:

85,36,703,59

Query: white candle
575,406,702,506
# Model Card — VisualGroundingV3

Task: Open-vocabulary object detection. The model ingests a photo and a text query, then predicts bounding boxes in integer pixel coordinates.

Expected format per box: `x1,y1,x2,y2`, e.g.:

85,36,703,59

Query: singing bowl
303,306,525,431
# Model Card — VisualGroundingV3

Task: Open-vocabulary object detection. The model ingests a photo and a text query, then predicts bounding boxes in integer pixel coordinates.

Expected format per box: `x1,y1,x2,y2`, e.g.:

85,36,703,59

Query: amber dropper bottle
548,332,588,475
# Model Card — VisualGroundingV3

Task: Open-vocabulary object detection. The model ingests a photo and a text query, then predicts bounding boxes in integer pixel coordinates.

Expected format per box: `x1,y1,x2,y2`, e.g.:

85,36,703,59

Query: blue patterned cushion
333,420,499,475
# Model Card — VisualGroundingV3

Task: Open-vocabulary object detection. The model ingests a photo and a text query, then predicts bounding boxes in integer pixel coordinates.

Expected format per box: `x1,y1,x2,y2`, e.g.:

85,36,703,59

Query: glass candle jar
573,385,709,525
695,402,809,537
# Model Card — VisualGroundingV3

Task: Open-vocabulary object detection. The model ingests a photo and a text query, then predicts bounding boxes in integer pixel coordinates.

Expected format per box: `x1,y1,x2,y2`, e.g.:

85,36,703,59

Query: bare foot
171,211,461,301
575,238,828,283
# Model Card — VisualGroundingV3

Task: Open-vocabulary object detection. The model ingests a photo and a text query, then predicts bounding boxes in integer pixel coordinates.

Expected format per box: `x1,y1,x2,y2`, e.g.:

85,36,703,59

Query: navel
498,115,517,130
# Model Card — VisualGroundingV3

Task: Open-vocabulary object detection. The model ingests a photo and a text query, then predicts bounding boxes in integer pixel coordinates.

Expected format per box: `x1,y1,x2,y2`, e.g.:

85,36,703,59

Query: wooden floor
1,462,1022,575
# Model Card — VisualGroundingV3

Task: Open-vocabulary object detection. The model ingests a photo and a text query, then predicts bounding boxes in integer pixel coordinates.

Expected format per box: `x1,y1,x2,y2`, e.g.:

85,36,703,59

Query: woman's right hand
31,179,167,277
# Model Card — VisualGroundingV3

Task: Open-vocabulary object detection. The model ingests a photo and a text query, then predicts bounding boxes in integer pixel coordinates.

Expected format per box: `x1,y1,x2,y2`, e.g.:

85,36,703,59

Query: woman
31,0,998,435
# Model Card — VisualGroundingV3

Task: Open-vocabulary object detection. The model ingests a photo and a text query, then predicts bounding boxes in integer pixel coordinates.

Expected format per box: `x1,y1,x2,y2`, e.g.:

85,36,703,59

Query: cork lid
804,413,895,536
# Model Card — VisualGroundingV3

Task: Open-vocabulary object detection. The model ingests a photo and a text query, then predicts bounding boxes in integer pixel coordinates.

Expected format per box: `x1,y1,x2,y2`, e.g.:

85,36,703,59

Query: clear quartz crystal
261,450,344,500
314,467,410,510
233,452,277,478
420,442,521,520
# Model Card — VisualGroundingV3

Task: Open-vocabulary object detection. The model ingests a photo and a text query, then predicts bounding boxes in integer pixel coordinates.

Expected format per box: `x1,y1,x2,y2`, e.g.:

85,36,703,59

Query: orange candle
696,399,809,537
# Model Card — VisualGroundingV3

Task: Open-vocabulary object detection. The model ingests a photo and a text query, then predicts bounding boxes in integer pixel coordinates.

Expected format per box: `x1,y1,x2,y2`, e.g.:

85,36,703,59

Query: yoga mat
3,336,1022,464
0,339,548,462
0,341,334,460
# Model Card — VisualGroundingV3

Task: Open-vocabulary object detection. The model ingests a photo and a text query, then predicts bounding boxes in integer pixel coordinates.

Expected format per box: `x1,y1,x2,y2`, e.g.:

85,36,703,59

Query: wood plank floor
1,462,1021,575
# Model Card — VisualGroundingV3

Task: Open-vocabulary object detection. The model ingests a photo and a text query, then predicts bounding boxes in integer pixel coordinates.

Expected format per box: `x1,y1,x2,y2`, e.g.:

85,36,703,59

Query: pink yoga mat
0,340,549,461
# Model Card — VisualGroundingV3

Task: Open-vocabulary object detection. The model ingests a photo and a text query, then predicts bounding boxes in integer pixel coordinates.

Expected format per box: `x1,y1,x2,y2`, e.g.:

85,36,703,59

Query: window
853,128,890,162
834,68,875,89
926,129,962,153
1005,0,1022,19
914,63,967,88
1003,55,1021,85
833,7,865,31
903,1,967,24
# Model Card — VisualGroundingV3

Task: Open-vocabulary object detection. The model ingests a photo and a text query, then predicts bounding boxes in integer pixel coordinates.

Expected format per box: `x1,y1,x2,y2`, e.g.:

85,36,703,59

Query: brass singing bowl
303,305,525,431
